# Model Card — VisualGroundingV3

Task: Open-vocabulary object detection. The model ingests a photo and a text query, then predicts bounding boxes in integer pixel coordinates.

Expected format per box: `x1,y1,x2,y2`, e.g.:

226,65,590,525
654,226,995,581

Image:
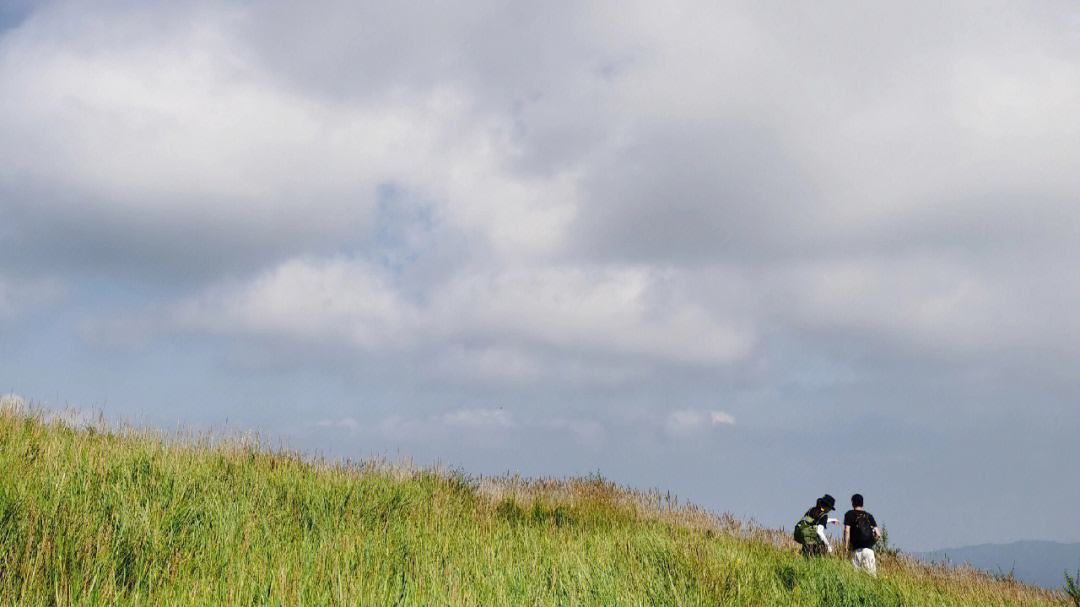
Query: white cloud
310,407,612,449
171,257,415,350
708,411,736,426
769,253,1080,356
436,408,513,430
6,0,1080,374
544,417,607,449
314,407,515,442
0,2,579,265
437,265,753,366
314,417,360,431
664,408,736,437
168,256,756,379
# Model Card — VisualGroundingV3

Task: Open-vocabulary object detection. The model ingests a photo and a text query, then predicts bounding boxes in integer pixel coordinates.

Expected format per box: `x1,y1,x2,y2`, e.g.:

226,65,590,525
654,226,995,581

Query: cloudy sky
2,0,1079,551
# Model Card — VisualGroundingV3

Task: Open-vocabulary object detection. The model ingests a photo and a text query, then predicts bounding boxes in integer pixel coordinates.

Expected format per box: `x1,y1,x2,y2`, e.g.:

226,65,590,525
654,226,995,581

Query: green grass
1065,571,1080,606
0,405,1066,606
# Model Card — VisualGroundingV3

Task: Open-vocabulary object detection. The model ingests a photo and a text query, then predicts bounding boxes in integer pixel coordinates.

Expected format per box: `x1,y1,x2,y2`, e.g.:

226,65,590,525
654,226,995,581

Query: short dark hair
851,493,864,507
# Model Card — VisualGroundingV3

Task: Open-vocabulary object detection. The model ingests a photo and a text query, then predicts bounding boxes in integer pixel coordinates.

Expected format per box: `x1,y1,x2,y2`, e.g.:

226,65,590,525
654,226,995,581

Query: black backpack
850,511,876,547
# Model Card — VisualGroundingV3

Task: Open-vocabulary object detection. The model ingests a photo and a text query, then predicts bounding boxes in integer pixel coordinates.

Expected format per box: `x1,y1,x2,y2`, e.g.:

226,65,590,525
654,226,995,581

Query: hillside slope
0,407,1067,606
915,541,1080,590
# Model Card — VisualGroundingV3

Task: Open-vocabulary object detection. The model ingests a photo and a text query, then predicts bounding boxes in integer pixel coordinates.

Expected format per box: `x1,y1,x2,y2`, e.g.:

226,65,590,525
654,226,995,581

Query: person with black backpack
793,494,838,556
842,493,881,575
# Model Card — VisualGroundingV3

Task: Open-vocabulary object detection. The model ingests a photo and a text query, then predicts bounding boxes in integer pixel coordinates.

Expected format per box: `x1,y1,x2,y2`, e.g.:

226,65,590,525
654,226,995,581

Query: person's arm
815,525,832,553
843,525,850,551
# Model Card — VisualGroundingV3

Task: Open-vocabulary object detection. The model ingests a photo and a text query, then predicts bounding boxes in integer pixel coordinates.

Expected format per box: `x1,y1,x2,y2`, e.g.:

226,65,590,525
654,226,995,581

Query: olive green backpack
793,511,820,545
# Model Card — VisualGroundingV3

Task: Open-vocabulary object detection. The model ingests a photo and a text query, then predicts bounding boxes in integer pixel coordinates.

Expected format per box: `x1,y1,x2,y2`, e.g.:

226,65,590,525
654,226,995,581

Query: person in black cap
795,494,839,556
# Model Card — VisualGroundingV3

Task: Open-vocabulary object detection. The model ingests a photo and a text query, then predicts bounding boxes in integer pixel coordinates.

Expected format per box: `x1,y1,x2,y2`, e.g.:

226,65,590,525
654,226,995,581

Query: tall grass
1064,570,1080,606
0,404,1067,606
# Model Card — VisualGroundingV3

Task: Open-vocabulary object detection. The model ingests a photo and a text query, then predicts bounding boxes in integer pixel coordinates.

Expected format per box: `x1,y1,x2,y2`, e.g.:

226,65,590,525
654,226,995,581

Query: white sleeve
815,524,829,545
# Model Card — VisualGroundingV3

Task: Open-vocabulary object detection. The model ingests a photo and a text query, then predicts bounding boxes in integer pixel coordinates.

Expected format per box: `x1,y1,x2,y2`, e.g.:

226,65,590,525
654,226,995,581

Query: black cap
819,494,836,511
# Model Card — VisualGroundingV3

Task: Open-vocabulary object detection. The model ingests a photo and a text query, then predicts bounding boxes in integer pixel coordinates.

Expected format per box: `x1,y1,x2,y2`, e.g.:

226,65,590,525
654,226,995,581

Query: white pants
850,548,877,576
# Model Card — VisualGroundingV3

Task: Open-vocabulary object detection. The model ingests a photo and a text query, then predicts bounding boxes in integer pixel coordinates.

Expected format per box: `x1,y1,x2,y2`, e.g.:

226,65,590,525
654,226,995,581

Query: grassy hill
0,404,1067,606
914,541,1080,590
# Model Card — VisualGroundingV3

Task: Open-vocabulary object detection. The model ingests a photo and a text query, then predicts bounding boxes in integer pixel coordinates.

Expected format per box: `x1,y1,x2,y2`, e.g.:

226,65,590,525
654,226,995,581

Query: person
842,493,881,575
794,494,839,556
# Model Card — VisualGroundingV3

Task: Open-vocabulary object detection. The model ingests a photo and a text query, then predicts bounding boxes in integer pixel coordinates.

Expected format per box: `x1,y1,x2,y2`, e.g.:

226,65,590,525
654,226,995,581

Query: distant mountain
913,541,1080,590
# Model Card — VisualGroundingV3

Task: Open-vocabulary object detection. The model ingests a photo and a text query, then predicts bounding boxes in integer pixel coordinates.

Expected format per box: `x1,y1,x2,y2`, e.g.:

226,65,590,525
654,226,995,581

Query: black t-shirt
843,509,878,549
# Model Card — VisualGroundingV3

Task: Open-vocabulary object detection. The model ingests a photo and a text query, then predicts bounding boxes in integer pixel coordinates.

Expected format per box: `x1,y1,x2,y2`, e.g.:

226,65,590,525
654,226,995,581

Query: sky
1,0,1079,551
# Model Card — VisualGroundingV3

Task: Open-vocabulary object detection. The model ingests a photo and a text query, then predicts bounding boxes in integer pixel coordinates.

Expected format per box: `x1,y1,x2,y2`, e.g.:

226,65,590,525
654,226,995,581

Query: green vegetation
0,405,1067,606
1064,570,1080,606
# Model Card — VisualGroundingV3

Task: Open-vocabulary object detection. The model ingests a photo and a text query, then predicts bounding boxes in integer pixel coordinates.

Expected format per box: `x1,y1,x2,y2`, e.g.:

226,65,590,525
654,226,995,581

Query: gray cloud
2,0,1079,549
572,123,816,264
